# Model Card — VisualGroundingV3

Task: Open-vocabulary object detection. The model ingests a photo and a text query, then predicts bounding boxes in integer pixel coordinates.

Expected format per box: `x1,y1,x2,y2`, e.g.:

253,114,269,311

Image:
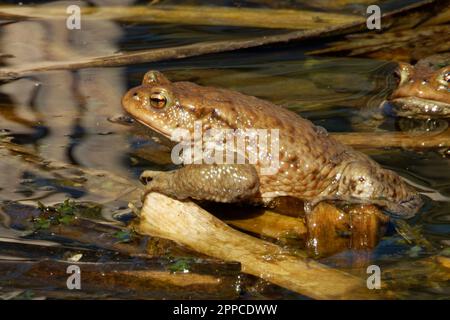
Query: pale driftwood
332,129,450,149
0,5,360,30
139,193,382,299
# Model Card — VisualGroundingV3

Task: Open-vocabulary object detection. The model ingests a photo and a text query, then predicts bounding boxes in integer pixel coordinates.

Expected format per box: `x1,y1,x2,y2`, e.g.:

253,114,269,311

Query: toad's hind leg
140,164,261,203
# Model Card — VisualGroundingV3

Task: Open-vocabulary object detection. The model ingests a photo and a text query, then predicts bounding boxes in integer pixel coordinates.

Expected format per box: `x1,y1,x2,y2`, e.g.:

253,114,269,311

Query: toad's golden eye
150,92,168,109
437,70,450,88
444,72,450,84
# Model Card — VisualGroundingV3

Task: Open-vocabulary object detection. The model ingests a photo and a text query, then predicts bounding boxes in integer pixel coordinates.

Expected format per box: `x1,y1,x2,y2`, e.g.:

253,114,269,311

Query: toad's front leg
140,163,261,203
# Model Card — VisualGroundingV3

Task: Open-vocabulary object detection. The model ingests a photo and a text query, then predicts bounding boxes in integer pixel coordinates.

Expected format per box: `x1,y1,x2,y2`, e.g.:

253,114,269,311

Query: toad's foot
140,164,261,203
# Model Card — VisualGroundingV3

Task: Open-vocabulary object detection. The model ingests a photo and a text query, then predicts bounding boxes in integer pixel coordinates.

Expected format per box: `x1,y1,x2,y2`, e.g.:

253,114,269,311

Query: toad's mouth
385,97,450,119
133,117,203,146
133,117,172,139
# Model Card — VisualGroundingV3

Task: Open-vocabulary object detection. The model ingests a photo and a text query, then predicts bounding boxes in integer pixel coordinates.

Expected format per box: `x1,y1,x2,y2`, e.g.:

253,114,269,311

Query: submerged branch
0,258,240,299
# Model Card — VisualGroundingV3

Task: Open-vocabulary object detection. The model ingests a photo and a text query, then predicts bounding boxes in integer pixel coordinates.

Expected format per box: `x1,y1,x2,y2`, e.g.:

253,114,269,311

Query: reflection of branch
139,192,382,299
0,5,361,30
332,129,450,149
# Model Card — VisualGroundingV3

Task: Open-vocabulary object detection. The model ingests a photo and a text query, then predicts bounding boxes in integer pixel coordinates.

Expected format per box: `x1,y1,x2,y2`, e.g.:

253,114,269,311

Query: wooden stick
139,193,382,299
223,210,307,241
0,5,360,30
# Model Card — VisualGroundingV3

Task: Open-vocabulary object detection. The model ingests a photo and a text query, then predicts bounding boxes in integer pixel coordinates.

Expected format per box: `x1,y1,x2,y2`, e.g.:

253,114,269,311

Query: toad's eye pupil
150,94,167,109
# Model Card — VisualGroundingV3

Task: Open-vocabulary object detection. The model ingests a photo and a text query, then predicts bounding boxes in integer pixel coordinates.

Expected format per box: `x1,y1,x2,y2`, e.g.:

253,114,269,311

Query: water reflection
0,1,134,176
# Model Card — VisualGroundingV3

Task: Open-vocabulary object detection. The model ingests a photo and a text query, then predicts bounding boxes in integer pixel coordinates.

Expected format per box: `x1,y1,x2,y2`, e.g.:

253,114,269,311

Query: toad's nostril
132,91,141,101
140,176,153,185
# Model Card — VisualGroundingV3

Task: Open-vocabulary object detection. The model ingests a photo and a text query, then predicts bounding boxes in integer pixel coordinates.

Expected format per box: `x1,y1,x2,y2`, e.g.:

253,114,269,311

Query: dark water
0,0,449,299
